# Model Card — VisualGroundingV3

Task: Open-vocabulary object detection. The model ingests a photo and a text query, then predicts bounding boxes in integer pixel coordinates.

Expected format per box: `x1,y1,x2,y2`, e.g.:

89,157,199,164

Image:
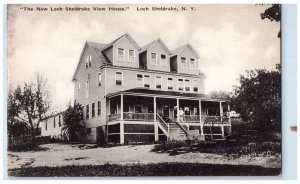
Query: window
181,57,187,68
118,48,125,61
144,75,150,88
190,58,196,69
85,81,89,98
85,57,88,69
78,82,81,90
115,72,123,85
85,55,92,68
128,50,135,62
155,76,162,89
193,80,198,92
178,79,184,91
86,105,89,119
98,73,102,87
98,101,101,116
88,55,92,67
151,53,157,65
86,128,91,134
92,103,95,118
53,117,56,127
58,114,61,127
185,79,191,91
167,78,173,90
160,54,166,66
137,74,143,87
45,120,47,130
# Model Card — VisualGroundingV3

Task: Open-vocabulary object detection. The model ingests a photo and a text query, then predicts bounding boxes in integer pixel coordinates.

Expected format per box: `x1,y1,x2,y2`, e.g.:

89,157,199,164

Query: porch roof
106,88,229,102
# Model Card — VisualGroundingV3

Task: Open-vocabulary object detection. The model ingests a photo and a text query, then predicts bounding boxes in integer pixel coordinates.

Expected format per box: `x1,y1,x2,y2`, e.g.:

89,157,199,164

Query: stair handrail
176,118,189,135
156,113,170,136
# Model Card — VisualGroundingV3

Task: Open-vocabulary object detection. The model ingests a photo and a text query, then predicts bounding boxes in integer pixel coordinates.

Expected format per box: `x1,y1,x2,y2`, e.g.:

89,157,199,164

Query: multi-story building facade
42,33,232,144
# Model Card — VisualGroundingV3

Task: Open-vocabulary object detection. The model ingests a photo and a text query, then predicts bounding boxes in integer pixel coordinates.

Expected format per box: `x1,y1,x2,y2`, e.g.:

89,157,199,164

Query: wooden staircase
169,122,188,140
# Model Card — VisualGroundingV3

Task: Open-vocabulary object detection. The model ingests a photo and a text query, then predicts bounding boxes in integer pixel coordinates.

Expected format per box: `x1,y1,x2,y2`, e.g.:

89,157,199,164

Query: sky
7,4,280,111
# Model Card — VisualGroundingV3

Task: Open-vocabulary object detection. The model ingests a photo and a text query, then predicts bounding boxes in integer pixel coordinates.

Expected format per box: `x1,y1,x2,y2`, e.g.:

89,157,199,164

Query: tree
261,4,281,38
62,101,85,142
17,73,51,146
209,90,231,100
7,86,22,146
232,64,281,133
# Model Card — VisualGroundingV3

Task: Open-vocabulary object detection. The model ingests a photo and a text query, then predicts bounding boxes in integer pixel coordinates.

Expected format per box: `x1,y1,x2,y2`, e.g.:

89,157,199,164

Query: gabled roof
102,33,141,51
140,38,172,55
171,43,200,59
72,41,111,81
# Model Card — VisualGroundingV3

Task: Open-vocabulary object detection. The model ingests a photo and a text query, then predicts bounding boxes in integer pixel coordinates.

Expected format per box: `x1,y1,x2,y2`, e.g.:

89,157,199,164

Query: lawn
9,163,281,177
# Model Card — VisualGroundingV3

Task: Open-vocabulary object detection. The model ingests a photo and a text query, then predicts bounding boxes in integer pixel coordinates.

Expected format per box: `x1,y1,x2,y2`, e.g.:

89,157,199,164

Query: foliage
231,65,281,134
151,140,281,157
7,86,22,146
209,90,231,100
62,101,85,142
8,73,52,148
260,4,281,38
8,163,280,176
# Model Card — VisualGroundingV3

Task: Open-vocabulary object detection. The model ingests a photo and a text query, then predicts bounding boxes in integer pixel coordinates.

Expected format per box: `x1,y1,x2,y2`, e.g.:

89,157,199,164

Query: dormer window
128,50,135,62
181,57,187,68
151,53,157,65
160,54,167,67
190,58,196,69
118,48,125,61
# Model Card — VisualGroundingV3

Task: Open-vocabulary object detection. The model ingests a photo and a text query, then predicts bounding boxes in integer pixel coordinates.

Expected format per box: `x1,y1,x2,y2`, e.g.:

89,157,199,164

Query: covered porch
106,89,232,144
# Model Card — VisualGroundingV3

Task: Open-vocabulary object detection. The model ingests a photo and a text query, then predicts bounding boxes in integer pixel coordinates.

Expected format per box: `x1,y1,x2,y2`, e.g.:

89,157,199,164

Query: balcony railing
108,112,154,122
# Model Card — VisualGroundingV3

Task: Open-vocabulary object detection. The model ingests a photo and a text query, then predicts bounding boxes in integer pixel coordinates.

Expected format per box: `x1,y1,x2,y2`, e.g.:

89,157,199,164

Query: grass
8,163,281,177
151,141,281,157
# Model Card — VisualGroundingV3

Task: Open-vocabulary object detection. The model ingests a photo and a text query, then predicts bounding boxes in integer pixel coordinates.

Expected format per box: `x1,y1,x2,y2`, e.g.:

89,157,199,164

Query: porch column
120,121,124,144
199,100,204,136
154,96,158,142
176,98,179,122
220,101,225,139
199,100,202,123
120,94,124,120
120,94,125,144
154,97,157,121
228,103,231,125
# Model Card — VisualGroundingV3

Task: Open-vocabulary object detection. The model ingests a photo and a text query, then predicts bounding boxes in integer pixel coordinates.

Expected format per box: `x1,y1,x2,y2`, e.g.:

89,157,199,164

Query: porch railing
202,115,230,124
123,112,154,121
107,112,154,122
182,115,200,123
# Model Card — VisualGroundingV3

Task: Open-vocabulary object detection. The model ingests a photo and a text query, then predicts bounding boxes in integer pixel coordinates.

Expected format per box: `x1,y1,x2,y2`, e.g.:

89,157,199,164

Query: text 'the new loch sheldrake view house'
41,33,232,144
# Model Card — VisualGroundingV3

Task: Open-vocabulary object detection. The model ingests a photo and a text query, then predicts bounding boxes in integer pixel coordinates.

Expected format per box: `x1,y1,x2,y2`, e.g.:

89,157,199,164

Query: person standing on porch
178,107,184,121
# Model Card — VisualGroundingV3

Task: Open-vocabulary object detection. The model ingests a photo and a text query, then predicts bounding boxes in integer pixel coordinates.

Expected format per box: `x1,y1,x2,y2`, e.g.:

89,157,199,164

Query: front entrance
162,105,170,119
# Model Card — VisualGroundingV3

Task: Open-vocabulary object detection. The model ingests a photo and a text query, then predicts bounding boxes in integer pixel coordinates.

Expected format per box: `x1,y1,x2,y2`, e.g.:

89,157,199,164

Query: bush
152,140,281,157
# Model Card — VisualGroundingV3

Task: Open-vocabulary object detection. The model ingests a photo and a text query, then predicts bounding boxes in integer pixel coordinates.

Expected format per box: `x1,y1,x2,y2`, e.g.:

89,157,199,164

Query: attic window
151,53,157,65
118,48,125,61
128,50,135,62
86,55,92,69
160,54,166,67
181,57,187,68
190,58,196,69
